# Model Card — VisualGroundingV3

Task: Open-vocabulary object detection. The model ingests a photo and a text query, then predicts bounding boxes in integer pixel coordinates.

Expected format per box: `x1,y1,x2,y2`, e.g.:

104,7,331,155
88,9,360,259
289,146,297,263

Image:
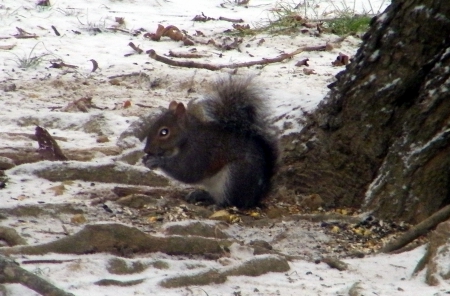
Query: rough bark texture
277,0,450,223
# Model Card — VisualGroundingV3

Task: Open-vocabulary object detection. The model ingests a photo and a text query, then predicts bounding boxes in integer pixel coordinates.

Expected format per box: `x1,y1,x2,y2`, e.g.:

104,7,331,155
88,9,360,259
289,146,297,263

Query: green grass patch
323,15,372,35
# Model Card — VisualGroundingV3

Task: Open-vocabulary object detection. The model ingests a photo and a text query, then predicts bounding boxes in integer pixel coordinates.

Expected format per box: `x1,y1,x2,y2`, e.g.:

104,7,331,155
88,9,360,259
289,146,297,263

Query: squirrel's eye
159,127,169,137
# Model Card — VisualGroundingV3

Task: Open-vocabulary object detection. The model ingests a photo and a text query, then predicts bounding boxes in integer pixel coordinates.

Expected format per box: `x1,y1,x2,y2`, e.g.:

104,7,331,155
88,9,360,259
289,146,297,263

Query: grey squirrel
142,77,278,208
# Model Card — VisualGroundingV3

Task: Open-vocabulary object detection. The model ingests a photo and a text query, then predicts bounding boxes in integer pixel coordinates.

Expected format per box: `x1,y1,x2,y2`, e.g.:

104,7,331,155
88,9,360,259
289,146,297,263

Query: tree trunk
277,0,450,223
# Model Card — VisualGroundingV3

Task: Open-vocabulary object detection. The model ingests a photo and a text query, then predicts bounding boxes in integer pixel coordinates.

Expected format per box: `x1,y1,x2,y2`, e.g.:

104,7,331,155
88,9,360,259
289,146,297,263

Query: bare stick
381,204,450,253
148,49,220,70
168,50,210,59
147,45,326,71
128,42,143,54
218,16,244,23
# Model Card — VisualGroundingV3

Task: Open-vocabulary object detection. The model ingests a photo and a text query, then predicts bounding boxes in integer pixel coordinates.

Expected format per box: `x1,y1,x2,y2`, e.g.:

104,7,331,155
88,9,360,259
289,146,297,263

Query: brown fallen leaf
49,61,78,69
232,23,250,31
332,52,350,66
192,12,215,22
295,58,309,67
37,0,50,6
123,100,131,108
61,97,93,112
71,214,87,224
145,24,194,45
35,126,68,161
194,30,205,37
48,184,66,196
115,17,125,25
303,68,316,75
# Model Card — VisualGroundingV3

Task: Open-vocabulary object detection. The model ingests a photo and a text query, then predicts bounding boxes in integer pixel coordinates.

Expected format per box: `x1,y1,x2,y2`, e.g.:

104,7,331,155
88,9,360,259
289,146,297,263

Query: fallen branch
147,45,326,71
381,204,450,253
0,255,74,296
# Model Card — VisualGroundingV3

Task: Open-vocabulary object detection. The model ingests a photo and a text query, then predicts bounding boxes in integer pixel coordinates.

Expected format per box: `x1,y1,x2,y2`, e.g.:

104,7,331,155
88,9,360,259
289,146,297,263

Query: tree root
0,255,74,296
381,204,450,253
160,255,290,288
0,224,234,257
147,45,327,71
0,226,27,246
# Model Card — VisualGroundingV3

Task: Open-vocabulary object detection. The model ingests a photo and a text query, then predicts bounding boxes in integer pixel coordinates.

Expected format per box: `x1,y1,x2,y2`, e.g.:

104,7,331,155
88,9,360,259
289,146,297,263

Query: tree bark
277,0,450,223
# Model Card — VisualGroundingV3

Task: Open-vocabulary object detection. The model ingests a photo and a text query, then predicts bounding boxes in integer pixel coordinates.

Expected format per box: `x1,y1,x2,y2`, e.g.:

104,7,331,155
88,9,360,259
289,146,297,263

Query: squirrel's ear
174,103,187,118
168,101,178,111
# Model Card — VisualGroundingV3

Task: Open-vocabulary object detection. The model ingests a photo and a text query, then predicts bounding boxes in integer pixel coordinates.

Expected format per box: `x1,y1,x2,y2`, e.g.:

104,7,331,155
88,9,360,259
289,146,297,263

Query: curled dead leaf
295,58,309,67
115,17,125,25
90,59,99,72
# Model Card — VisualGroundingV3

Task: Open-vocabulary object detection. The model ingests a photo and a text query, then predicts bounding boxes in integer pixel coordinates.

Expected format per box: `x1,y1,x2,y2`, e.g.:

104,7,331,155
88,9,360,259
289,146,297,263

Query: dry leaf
48,184,65,196
71,214,87,224
123,100,131,108
332,52,350,66
17,195,28,201
115,17,125,25
90,59,99,72
303,68,316,75
295,58,309,67
209,209,231,221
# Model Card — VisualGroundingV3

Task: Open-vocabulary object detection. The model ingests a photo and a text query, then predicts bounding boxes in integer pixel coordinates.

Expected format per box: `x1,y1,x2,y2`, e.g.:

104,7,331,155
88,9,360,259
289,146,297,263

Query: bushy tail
204,76,267,135
205,76,279,193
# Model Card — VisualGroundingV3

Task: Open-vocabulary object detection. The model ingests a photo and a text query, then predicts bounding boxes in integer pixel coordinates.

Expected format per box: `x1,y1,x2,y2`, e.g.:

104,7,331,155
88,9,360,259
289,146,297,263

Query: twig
380,204,450,253
147,45,326,71
218,16,244,23
13,27,38,39
21,259,76,264
108,72,150,79
168,50,210,59
51,25,60,36
128,42,143,54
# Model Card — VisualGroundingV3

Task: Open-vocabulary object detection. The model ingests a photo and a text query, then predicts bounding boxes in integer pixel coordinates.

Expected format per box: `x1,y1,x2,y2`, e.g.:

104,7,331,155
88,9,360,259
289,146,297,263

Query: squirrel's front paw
142,154,161,169
185,190,215,205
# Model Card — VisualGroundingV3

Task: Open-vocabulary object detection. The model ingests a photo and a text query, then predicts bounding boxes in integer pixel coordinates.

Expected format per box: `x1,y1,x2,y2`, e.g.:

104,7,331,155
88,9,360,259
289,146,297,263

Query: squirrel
142,77,279,208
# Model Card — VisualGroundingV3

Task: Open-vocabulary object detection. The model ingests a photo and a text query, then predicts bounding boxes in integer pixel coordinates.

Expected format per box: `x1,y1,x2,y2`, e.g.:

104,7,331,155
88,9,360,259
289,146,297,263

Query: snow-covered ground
1,0,450,295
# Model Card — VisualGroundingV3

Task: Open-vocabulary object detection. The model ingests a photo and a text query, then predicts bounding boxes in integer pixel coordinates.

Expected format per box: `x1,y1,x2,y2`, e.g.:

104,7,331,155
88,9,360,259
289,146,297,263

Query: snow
1,0,450,295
